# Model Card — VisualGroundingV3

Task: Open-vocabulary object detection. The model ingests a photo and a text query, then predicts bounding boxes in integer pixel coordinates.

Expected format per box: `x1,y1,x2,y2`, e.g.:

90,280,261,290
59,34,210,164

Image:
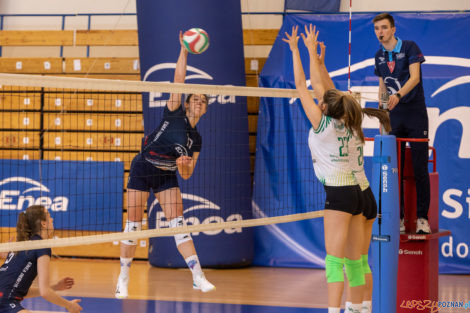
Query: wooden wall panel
0,131,40,149
0,149,40,160
43,92,142,112
43,151,136,171
43,132,142,151
43,113,144,132
0,112,41,130
0,92,41,110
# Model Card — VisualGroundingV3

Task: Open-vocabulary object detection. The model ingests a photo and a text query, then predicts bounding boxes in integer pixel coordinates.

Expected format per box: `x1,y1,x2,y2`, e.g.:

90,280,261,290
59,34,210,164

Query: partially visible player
0,205,82,313
345,108,391,313
115,31,215,299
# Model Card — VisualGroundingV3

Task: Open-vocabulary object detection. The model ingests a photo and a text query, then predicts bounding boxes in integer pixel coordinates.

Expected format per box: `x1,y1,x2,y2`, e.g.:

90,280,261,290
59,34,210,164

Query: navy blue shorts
127,154,179,193
0,300,24,313
323,184,363,216
362,187,377,220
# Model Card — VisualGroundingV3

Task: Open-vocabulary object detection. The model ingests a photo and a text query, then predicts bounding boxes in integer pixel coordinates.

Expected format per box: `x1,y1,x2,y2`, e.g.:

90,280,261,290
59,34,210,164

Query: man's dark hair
373,13,395,28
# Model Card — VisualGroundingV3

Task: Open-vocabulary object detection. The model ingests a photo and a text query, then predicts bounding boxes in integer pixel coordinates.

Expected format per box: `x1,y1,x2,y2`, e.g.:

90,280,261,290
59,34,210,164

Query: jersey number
338,137,349,157
357,146,364,166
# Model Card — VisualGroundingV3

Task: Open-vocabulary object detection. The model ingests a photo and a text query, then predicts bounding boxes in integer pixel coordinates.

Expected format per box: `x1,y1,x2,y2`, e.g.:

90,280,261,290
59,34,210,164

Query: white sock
328,308,341,313
345,303,362,313
362,300,372,313
185,255,203,278
120,257,132,277
345,302,352,310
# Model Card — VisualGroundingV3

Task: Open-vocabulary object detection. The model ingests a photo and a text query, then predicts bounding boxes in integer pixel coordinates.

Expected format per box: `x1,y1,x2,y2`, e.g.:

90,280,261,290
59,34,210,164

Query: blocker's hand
282,25,300,52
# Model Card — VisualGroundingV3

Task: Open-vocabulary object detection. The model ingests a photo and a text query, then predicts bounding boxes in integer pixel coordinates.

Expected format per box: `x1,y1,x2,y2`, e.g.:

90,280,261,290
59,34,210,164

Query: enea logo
148,193,242,236
143,63,236,108
0,177,68,211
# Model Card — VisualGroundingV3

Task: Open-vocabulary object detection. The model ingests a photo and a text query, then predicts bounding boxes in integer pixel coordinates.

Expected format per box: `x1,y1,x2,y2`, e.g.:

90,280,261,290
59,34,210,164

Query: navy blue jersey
0,235,51,301
374,38,426,107
141,105,202,171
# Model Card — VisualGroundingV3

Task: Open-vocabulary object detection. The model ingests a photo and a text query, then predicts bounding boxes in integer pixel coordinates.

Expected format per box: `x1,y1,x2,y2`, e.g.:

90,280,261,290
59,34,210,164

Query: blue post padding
371,135,399,313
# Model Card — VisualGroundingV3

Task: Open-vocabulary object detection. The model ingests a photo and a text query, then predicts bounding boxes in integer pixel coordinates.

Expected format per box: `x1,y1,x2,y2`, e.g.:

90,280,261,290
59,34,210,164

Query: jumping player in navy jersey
0,205,82,313
373,13,431,234
115,31,215,299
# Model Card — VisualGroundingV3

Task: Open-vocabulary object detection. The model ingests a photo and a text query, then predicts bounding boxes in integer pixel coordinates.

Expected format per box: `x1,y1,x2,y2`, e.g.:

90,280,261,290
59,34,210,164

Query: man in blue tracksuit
373,13,431,234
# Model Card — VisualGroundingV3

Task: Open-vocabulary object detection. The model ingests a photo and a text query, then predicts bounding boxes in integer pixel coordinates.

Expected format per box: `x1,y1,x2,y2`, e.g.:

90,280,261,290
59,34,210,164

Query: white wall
0,0,468,58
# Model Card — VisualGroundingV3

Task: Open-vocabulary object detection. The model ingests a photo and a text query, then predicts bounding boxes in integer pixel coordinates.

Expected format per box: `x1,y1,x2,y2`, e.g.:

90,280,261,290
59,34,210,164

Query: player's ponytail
17,205,47,241
341,94,364,143
363,108,391,133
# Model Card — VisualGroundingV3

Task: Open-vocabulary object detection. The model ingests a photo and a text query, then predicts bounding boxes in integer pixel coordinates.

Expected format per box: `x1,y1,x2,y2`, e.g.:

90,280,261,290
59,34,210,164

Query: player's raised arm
301,24,329,99
167,31,189,112
317,41,336,91
283,26,322,129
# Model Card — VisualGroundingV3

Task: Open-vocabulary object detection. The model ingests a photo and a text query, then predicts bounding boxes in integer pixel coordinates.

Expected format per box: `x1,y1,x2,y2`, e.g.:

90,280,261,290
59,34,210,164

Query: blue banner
0,160,123,231
254,13,470,273
136,0,253,267
285,0,340,12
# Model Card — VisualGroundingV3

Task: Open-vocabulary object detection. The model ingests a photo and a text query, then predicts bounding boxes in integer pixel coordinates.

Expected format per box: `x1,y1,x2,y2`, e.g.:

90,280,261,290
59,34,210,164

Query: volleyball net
0,73,326,253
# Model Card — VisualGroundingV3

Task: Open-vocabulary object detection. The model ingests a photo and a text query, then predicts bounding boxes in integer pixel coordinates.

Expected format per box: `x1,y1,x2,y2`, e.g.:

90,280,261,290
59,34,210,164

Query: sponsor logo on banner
0,177,68,212
148,193,243,236
143,63,236,108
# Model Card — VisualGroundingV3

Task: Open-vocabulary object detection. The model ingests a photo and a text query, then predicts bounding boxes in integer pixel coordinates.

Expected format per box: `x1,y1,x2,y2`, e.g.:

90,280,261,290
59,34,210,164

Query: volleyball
182,28,210,54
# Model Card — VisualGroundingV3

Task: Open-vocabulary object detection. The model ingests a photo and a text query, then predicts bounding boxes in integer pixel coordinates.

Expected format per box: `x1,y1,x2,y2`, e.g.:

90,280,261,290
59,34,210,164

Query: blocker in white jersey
284,24,369,312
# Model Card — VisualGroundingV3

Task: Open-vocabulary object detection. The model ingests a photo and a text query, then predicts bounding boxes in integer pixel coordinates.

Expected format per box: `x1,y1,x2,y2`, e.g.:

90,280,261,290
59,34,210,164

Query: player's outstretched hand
67,299,83,313
301,24,319,55
53,277,74,291
282,26,300,52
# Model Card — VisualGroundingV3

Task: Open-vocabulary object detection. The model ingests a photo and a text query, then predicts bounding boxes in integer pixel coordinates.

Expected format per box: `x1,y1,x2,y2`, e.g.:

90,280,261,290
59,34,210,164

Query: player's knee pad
121,220,142,245
362,254,372,274
325,254,344,283
169,216,192,247
344,257,365,287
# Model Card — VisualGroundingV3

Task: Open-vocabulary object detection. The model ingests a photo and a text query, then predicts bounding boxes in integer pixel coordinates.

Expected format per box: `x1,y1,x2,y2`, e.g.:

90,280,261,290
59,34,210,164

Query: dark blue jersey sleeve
34,247,52,260
407,41,425,65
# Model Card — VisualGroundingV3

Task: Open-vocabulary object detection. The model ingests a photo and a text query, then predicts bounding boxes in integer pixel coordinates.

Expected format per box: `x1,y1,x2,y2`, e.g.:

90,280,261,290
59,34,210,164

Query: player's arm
167,31,189,112
301,24,327,101
176,152,200,180
37,255,83,313
317,42,335,91
388,63,420,110
282,26,322,129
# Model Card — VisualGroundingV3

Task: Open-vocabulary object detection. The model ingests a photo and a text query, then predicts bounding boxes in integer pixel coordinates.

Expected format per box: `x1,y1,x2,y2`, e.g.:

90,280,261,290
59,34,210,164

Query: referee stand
396,140,450,313
371,136,450,313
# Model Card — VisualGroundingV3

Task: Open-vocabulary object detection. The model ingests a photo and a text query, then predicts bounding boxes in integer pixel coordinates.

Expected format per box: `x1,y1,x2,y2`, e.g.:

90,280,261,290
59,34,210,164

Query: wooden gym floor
19,258,470,313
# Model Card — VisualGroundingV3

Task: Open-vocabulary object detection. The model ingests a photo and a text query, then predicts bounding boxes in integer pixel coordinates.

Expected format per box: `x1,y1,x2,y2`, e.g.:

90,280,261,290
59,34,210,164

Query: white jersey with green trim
348,134,370,191
308,114,356,186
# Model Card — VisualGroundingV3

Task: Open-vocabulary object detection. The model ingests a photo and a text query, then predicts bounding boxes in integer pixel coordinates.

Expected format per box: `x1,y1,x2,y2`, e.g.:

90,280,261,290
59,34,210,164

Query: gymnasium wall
0,0,468,59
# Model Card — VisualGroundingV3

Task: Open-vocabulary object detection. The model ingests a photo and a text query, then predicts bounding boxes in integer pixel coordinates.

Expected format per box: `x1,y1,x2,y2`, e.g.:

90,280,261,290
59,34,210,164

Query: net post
371,135,399,313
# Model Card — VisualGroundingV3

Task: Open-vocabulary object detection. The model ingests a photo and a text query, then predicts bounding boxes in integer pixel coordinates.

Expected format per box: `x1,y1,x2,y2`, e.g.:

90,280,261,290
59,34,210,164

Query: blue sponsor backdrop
254,13,470,273
0,160,123,231
136,0,253,267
